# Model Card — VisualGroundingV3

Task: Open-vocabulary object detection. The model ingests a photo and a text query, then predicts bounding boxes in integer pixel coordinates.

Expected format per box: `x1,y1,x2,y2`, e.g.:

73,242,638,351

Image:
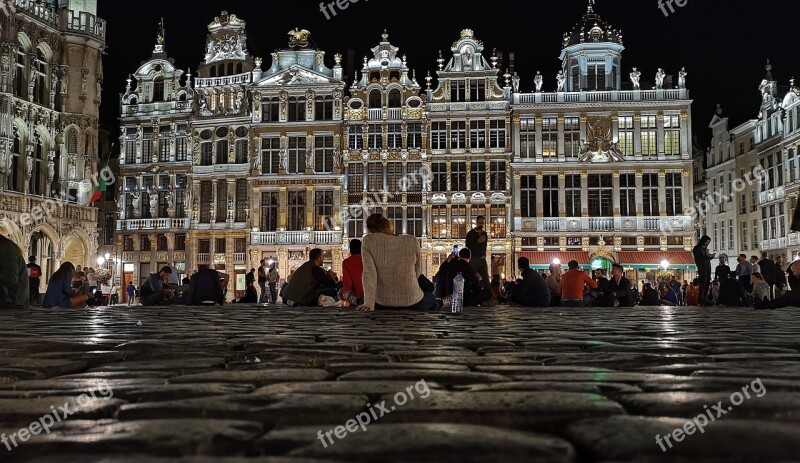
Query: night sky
98,0,794,148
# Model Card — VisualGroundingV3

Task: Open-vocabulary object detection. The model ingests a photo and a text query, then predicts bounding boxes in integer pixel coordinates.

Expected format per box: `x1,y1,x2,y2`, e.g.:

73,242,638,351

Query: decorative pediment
431,193,447,204
490,193,506,204
254,66,337,87
470,192,486,204
452,193,467,204
578,116,625,163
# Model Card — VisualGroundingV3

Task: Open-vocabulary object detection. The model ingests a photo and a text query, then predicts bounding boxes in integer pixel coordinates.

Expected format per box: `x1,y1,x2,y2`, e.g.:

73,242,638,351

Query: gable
254,66,337,87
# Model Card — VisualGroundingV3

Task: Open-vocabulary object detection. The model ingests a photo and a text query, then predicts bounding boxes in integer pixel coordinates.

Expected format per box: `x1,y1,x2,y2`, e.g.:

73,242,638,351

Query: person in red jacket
558,260,598,307
341,239,364,306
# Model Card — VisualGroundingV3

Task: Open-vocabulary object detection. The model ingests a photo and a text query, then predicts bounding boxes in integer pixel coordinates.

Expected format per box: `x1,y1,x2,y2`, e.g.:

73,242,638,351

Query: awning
519,251,591,269
618,251,697,270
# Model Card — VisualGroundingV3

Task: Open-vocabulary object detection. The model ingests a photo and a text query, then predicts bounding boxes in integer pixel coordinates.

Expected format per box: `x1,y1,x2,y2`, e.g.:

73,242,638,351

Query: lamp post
661,259,670,271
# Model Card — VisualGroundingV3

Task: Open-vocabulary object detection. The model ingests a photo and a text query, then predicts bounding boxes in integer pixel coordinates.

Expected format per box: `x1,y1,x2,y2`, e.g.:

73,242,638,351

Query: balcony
0,192,97,223
197,253,210,263
759,187,785,206
195,73,253,89
251,230,342,246
760,237,788,251
513,88,689,106
117,218,190,231
518,216,692,233
233,253,246,263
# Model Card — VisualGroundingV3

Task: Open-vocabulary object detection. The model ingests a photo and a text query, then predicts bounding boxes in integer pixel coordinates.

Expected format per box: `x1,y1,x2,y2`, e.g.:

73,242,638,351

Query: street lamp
552,258,561,266
661,259,670,271
96,256,106,266
104,253,111,261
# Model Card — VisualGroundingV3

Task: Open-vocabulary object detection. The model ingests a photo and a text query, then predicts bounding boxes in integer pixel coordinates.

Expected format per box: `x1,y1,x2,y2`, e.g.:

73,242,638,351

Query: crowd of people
2,221,800,311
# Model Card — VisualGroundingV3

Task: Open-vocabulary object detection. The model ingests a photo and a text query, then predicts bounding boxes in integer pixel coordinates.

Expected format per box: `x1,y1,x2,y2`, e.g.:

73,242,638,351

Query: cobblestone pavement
0,305,799,462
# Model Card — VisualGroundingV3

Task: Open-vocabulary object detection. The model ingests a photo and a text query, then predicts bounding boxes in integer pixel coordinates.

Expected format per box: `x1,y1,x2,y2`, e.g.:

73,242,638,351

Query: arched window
15,46,26,98
387,89,402,108
67,129,78,155
9,130,21,192
288,97,306,122
34,49,48,106
368,90,382,108
152,77,165,102
210,66,217,78
227,62,233,76
236,63,242,74
32,134,44,195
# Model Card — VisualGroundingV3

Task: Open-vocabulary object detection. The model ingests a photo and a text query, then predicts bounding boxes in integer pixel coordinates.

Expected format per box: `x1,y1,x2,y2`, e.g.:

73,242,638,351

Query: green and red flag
90,161,108,204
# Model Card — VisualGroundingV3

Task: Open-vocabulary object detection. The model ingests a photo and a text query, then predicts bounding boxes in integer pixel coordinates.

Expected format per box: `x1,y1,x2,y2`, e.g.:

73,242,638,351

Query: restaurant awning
618,251,697,270
519,251,591,270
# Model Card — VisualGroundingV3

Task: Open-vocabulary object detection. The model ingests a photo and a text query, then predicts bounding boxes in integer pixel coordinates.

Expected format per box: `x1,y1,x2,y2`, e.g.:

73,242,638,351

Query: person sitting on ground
559,260,598,307
510,257,551,307
751,272,771,303
716,272,743,307
686,278,701,306
340,239,364,306
236,280,259,303
593,276,612,307
186,267,225,306
283,248,339,307
660,284,679,306
0,234,29,309
140,266,174,306
42,262,89,309
755,260,800,310
434,252,458,300
640,282,660,306
245,268,255,287
711,278,720,304
445,248,495,308
490,274,507,304
356,213,437,312
606,263,634,307
545,263,562,307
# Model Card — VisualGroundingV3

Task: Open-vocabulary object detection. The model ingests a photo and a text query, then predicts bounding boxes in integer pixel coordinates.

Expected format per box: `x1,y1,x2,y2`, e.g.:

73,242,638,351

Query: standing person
126,281,136,305
257,259,268,304
750,256,761,275
26,256,42,305
0,235,29,309
715,256,731,281
465,215,490,290
692,235,715,305
42,262,88,309
559,260,598,307
775,255,788,297
758,252,777,298
86,267,98,294
267,262,280,304
606,263,634,307
341,239,364,306
356,214,437,312
669,276,682,305
640,282,660,306
545,263,562,307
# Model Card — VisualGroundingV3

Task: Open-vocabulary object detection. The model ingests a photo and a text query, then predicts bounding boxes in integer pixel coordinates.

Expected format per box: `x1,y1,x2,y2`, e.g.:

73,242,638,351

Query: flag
90,161,108,204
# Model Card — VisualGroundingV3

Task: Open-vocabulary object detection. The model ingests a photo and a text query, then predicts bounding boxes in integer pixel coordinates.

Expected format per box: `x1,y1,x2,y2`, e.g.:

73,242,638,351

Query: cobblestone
0,305,797,461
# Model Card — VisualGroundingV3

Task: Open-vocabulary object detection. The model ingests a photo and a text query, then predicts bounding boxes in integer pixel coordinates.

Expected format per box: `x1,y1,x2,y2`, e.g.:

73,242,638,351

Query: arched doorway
590,254,614,278
63,234,87,268
29,231,54,286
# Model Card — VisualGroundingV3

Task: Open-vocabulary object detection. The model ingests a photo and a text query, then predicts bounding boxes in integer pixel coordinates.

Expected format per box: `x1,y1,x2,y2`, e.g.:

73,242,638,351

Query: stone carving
305,148,313,172
279,149,288,171
333,148,341,170
131,189,141,217
630,67,641,90
234,93,243,113
67,156,76,180
25,156,33,179
655,68,665,89
47,153,54,181
148,186,159,216
578,116,625,163
678,67,687,89
1,55,9,76
252,150,262,173
511,72,520,93
534,71,543,92
556,70,565,92
166,184,176,218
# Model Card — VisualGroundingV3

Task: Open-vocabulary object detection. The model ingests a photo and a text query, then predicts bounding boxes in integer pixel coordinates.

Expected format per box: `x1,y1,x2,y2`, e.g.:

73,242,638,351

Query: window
740,193,747,215
619,173,636,217
665,173,682,216
431,122,447,150
368,124,382,150
288,191,306,230
158,135,170,162
470,120,486,150
664,115,681,155
451,205,467,239
235,179,248,222
720,222,726,251
288,136,306,174
175,175,186,218
153,78,165,102
176,137,188,162
565,174,581,217
103,214,114,245
642,173,659,216
490,161,506,191
542,118,557,157
367,162,383,191
368,90,381,108
386,206,404,234
450,80,465,102
234,140,248,164
260,137,280,175
315,191,334,230
519,118,535,158
141,235,151,252
586,63,606,90
262,98,281,122
349,125,364,150
386,162,403,194
387,89,401,108
123,235,134,252
469,79,485,101
200,142,213,166
314,135,334,173
564,117,580,158
431,205,448,238
471,161,486,191
741,221,748,251
641,115,657,156
451,121,467,150
260,192,279,231
407,123,422,149
520,175,536,218
542,175,559,218
175,234,186,251
157,234,168,251
315,96,334,121
142,128,153,163
753,218,759,246
198,239,211,254
431,162,447,192
216,181,228,222
347,163,364,194
407,206,423,237
387,123,402,150
489,205,506,237
406,162,423,192
288,97,306,122
729,219,734,250
215,238,227,254
588,174,612,217
489,120,505,149
618,116,634,156
451,161,467,191
200,181,213,223
216,139,228,165
348,205,365,238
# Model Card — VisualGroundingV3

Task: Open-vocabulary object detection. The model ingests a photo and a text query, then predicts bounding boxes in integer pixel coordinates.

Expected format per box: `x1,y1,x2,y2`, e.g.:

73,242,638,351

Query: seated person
593,277,613,307
660,285,679,306
685,278,701,306
340,239,364,306
640,283,661,305
545,264,562,307
42,262,90,309
140,266,174,306
751,272,771,302
186,267,225,306
605,264,634,307
490,274,507,304
510,257,551,307
717,273,743,306
559,260,598,307
282,248,339,307
236,280,259,303
434,253,457,299
446,248,494,307
0,235,29,309
756,260,800,310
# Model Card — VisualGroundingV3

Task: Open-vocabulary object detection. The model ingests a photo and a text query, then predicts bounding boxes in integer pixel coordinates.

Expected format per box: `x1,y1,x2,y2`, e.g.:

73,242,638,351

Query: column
465,161,471,191
681,170,691,216
635,172,643,216
226,178,235,225
656,113,665,160
210,179,218,223
658,171,667,216
514,174,523,216
633,114,642,161
535,117,542,159
580,172,588,217
279,187,288,229
557,116,565,158
558,173,566,217
512,116,521,161
305,185,314,231
612,173,620,216
535,174,543,218
681,112,690,157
